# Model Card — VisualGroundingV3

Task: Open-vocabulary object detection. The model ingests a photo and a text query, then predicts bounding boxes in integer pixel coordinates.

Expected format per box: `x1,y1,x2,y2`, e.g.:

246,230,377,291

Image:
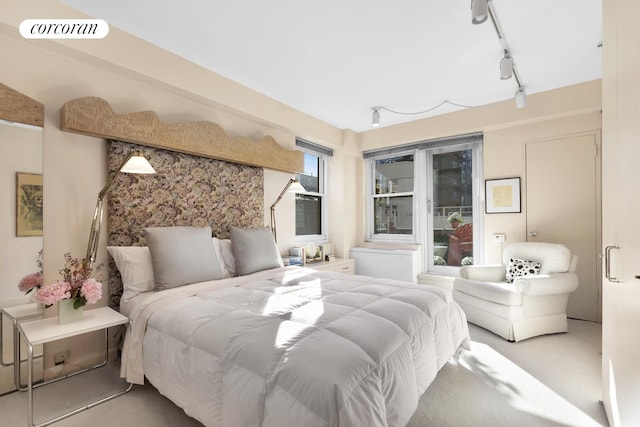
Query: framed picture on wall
16,172,43,236
485,177,521,214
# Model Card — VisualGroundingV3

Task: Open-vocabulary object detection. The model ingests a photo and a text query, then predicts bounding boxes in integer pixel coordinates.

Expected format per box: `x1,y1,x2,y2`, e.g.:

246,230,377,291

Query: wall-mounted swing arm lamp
270,177,306,243
85,151,156,267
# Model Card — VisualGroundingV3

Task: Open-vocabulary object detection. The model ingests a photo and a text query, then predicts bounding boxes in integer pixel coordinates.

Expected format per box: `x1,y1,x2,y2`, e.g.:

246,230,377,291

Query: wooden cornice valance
59,96,303,174
0,83,44,128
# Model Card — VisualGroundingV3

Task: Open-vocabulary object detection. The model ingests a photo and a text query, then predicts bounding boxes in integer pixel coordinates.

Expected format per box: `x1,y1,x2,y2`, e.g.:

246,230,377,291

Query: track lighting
369,101,480,128
474,0,527,109
371,107,380,127
471,0,489,25
500,54,513,80
369,0,526,128
515,87,526,109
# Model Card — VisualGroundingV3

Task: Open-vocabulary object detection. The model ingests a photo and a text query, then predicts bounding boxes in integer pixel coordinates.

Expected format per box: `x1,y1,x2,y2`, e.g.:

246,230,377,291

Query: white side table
0,303,44,391
17,306,132,427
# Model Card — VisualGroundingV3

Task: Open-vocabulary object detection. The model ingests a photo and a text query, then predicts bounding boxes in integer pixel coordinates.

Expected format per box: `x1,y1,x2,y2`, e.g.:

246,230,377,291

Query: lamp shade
121,152,156,174
471,0,489,25
288,180,306,193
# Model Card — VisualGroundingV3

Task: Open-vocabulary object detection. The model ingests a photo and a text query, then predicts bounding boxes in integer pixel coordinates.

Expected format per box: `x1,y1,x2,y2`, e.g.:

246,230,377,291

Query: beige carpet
0,319,607,427
409,319,606,426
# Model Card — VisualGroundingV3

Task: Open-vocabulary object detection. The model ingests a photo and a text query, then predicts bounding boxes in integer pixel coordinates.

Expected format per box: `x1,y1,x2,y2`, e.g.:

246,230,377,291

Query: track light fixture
515,87,526,109
369,101,480,128
472,0,527,109
471,0,489,25
371,107,380,127
369,1,527,129
499,53,513,80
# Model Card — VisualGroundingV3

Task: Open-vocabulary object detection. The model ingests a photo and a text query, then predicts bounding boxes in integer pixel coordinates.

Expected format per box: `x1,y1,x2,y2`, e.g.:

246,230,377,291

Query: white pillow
230,226,283,276
144,226,225,290
213,237,235,277
107,246,155,303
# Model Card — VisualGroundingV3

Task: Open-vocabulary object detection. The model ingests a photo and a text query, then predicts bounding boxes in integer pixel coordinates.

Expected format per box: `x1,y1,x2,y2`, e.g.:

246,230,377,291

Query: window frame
422,142,483,275
366,149,419,243
364,134,483,273
295,146,329,244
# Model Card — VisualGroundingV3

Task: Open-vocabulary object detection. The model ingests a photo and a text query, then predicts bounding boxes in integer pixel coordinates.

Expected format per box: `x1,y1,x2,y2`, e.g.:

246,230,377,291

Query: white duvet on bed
121,266,469,427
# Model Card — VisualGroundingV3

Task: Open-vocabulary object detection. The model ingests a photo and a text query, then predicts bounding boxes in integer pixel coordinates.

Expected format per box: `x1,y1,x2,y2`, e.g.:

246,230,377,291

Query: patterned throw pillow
506,258,542,283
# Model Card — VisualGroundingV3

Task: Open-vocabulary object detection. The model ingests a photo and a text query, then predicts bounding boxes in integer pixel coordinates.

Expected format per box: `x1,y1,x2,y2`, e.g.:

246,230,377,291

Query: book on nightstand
286,247,306,266
282,256,304,266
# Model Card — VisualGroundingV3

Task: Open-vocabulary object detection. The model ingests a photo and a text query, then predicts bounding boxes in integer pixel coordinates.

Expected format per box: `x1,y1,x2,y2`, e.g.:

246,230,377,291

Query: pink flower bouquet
35,253,103,309
18,272,43,294
19,250,43,295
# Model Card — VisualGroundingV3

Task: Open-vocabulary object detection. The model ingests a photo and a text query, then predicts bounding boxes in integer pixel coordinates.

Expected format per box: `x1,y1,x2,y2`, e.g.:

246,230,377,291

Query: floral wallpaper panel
107,140,264,308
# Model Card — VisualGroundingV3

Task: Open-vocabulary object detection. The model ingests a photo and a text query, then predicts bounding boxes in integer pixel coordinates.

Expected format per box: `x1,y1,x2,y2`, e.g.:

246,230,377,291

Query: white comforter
121,267,469,427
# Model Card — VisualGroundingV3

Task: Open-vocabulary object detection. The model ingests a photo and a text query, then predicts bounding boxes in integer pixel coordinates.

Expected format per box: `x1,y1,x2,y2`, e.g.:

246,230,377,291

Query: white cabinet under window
350,247,420,283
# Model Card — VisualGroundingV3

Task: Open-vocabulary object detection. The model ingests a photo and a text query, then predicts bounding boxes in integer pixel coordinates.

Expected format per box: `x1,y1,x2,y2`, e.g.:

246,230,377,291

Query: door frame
523,130,602,322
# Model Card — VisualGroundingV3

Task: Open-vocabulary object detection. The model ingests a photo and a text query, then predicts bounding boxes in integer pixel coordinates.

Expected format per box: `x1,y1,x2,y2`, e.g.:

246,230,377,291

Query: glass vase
58,299,84,324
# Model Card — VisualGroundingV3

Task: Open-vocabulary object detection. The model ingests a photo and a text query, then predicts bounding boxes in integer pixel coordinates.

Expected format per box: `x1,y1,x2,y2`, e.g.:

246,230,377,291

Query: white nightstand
17,306,132,427
306,258,355,275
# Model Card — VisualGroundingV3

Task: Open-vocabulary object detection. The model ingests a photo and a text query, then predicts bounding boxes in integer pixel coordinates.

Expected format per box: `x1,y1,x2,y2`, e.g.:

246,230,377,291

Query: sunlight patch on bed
280,269,319,285
272,278,322,294
459,341,602,427
274,321,314,349
261,285,324,323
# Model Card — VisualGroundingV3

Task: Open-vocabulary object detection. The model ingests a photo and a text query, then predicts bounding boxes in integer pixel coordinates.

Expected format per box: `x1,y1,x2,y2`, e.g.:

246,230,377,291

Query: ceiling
59,0,602,132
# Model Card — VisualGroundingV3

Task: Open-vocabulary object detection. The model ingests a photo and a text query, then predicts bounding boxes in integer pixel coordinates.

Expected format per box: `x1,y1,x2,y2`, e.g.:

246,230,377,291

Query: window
369,153,416,239
295,138,331,242
365,134,483,272
428,143,481,272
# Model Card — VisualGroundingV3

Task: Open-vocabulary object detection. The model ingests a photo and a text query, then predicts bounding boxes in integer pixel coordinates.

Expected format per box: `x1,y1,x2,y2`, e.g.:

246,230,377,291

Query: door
426,142,482,273
525,133,600,321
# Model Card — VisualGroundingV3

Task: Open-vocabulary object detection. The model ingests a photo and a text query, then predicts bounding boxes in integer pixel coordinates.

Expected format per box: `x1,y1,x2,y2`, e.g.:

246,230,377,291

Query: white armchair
453,242,579,342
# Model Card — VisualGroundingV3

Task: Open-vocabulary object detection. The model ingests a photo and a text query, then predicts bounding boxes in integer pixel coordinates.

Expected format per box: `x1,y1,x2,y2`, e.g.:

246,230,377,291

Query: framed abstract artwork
16,172,43,236
485,177,521,214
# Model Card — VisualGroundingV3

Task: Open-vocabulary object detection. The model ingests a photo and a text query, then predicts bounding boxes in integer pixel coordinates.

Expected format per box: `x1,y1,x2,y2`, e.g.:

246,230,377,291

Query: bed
105,141,470,427
110,226,469,427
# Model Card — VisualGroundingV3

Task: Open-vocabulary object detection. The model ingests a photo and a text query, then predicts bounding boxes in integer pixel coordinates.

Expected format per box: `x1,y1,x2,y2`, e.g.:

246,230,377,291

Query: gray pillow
144,226,225,290
230,226,283,276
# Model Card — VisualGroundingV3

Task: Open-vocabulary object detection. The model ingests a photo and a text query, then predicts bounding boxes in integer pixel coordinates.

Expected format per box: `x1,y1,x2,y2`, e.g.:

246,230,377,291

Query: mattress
121,266,469,427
